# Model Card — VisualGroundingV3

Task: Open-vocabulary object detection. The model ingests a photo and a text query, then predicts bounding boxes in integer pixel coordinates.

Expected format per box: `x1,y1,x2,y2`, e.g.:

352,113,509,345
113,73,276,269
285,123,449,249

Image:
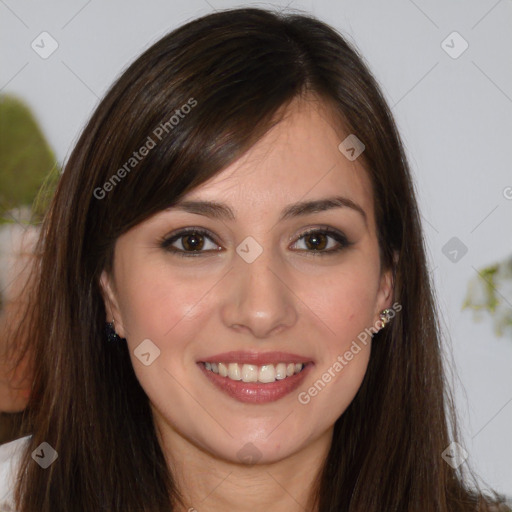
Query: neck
153,411,332,512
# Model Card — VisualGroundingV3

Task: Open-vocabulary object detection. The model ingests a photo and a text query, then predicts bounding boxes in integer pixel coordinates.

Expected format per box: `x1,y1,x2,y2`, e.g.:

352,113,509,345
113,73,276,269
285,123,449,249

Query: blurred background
0,0,511,497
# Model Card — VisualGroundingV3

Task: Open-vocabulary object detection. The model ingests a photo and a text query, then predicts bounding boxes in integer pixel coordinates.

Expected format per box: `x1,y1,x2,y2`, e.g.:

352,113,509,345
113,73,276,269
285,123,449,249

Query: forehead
179,96,375,226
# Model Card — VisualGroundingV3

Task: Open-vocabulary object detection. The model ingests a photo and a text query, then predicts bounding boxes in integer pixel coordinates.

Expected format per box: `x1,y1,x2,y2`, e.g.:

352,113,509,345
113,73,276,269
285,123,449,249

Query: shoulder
0,435,31,511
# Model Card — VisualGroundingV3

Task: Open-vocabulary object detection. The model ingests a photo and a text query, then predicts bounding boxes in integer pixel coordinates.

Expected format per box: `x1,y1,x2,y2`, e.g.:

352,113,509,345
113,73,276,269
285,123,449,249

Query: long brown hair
12,7,508,511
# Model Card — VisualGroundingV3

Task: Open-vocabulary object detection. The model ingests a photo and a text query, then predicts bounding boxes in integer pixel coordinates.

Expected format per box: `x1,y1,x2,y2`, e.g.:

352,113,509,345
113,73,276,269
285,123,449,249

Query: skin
101,95,394,512
0,226,37,413
0,305,32,413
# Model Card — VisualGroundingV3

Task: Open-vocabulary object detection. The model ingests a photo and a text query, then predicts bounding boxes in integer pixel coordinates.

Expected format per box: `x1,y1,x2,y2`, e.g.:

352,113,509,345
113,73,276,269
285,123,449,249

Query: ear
99,270,126,338
374,251,398,322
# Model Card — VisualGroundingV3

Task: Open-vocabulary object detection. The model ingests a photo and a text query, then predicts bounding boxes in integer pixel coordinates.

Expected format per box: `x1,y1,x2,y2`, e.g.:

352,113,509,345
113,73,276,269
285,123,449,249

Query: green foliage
0,94,60,224
463,257,512,338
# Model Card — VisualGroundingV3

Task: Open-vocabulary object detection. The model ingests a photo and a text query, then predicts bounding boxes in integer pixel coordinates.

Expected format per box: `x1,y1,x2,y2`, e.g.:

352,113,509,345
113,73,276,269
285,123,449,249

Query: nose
220,245,298,339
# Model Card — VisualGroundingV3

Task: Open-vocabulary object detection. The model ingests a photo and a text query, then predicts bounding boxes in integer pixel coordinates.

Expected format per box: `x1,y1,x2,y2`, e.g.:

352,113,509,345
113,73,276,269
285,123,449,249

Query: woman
0,7,508,512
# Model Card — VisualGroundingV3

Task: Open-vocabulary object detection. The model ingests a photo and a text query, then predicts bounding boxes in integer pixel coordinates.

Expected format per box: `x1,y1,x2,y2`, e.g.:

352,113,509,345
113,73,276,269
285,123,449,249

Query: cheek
114,257,222,349
293,259,379,410
114,258,232,371
298,263,380,349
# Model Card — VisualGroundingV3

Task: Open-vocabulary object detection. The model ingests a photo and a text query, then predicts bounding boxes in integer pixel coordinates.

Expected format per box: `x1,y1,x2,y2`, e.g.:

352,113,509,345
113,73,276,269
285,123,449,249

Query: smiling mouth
201,361,306,384
197,360,313,404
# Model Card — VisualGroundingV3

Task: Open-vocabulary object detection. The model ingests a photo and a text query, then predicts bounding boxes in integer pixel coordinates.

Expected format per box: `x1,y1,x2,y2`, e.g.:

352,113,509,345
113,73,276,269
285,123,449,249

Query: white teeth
228,362,242,380
218,362,228,377
203,362,305,383
258,364,275,383
275,363,287,380
242,364,258,383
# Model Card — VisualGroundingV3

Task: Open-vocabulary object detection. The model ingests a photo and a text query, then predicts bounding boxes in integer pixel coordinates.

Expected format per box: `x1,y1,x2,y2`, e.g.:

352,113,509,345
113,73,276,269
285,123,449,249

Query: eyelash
159,226,352,258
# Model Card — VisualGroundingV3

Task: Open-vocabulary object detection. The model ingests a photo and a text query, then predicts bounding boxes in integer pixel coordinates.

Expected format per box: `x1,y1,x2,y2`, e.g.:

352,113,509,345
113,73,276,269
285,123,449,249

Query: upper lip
198,351,313,366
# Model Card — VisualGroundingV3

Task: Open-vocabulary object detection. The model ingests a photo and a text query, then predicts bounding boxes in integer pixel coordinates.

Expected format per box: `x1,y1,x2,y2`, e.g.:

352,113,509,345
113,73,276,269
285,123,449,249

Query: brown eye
181,233,205,251
160,228,221,256
291,227,352,255
303,232,328,251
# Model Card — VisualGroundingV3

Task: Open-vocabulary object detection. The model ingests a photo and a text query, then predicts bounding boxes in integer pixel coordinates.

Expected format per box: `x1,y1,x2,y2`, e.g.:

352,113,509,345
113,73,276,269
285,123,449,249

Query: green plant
463,255,512,337
0,94,60,225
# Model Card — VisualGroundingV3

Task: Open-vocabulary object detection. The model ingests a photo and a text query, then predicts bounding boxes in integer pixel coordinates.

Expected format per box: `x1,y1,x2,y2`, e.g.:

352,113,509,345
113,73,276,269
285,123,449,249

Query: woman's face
101,97,393,465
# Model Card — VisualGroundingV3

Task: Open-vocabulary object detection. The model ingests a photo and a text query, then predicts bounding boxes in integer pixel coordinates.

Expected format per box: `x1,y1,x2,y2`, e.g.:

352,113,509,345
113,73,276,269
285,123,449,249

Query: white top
0,436,30,512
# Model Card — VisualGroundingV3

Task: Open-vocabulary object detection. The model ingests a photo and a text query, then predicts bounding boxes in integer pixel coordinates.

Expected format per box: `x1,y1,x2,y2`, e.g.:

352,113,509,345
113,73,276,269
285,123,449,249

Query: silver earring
379,309,394,328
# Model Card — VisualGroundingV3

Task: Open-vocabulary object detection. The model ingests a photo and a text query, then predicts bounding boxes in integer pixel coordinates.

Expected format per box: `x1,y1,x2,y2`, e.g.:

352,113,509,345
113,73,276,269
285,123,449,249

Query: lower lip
197,362,313,404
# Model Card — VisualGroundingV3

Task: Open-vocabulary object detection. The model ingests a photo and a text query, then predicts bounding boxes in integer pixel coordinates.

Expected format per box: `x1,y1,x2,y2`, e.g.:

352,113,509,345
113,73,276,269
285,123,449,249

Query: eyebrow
167,195,367,225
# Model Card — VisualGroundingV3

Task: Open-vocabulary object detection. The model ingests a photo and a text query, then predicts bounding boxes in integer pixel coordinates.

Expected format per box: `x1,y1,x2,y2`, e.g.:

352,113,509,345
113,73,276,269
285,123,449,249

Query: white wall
1,0,511,497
